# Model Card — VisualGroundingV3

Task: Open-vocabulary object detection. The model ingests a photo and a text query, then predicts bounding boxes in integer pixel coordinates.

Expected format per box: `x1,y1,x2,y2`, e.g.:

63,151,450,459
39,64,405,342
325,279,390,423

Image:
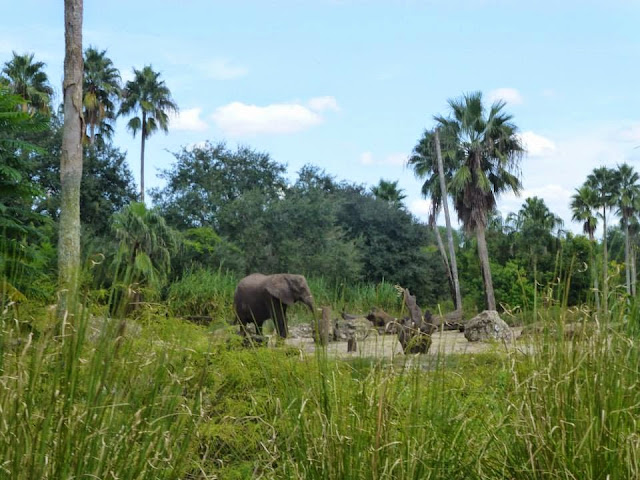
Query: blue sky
3,0,639,233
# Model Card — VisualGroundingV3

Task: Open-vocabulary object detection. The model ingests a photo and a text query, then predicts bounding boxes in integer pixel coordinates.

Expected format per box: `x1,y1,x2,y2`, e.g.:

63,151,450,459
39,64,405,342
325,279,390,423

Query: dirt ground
284,326,525,359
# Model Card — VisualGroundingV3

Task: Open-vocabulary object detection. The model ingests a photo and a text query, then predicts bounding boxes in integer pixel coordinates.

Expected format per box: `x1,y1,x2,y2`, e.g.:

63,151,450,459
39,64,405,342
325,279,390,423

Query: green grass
1,272,639,478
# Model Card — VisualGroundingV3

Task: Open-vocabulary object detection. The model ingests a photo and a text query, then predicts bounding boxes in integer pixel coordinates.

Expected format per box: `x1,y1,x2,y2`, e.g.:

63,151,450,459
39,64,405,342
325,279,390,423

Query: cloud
487,87,523,105
617,124,640,143
200,59,248,80
211,101,324,136
359,152,407,167
409,198,433,218
519,131,556,157
308,96,340,112
169,107,208,132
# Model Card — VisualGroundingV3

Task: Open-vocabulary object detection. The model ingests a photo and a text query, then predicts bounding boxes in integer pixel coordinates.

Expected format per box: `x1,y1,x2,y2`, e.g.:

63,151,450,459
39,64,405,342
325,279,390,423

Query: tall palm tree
119,66,177,202
435,92,524,311
586,166,620,312
83,47,121,145
616,163,640,295
571,185,600,308
1,52,54,114
371,179,407,208
408,128,462,311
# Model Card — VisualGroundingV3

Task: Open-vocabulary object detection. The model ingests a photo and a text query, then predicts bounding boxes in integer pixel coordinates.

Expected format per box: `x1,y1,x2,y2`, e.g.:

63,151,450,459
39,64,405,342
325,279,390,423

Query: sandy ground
284,327,525,359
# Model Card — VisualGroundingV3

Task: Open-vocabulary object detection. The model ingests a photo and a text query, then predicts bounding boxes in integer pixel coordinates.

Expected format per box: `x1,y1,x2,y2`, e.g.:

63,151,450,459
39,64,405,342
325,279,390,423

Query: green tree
435,92,524,310
586,166,620,312
119,66,177,202
615,163,640,295
571,185,600,308
371,179,407,208
83,47,121,145
151,141,287,230
1,52,53,114
111,202,178,308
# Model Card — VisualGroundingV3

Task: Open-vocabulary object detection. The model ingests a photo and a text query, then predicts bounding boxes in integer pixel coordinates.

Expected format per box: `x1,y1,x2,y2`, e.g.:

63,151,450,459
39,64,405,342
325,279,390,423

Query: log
316,306,331,346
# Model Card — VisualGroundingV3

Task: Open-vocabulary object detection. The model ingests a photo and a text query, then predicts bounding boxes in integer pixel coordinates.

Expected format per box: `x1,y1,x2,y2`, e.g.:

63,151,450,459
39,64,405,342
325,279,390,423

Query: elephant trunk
302,295,315,312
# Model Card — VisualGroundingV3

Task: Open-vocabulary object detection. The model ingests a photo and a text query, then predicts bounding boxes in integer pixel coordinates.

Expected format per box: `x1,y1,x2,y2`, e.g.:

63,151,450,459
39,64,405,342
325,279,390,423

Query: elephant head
265,274,315,312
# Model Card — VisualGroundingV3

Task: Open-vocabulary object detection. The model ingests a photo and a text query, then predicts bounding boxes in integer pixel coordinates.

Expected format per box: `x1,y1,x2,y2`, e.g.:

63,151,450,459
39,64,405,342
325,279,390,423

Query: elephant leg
272,303,288,338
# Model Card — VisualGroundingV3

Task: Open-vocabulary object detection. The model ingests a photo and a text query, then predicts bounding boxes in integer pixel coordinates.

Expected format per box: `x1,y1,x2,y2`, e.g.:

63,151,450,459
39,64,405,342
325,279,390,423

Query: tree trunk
533,254,538,321
58,0,83,315
632,243,637,297
140,112,146,202
476,224,496,311
625,220,631,295
435,129,462,312
433,222,455,305
602,207,608,313
589,234,600,310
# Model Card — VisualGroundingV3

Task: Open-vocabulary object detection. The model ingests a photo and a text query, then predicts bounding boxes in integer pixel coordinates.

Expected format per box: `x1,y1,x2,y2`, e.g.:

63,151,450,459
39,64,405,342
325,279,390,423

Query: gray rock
464,310,513,342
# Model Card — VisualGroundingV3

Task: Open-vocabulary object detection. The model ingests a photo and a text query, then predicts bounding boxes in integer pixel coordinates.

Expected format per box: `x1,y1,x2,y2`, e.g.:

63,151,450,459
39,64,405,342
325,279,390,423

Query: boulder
464,310,513,342
332,317,376,341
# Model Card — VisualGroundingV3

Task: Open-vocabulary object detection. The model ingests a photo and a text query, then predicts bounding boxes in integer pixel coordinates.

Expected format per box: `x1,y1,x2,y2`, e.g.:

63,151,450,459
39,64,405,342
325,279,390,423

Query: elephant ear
265,275,295,305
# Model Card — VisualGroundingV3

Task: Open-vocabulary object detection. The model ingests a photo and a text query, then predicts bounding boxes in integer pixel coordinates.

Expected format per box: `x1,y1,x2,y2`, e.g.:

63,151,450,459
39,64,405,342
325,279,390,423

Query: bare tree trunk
476,224,496,311
590,235,600,310
58,0,83,315
435,129,462,312
432,222,455,305
632,244,637,297
625,220,631,295
602,207,608,313
140,113,146,202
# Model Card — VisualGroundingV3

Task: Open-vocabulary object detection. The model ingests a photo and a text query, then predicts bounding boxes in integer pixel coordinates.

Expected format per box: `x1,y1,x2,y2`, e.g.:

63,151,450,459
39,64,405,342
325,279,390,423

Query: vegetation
2,41,640,479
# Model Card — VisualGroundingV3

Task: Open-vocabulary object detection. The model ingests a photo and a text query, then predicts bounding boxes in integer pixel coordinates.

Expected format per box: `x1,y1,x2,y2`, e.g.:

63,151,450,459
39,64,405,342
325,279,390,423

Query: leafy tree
83,47,121,145
173,227,246,277
111,203,178,307
571,185,600,308
1,52,53,114
586,166,620,312
58,0,84,313
615,163,640,295
119,66,177,201
371,179,407,208
151,141,287,230
435,91,524,310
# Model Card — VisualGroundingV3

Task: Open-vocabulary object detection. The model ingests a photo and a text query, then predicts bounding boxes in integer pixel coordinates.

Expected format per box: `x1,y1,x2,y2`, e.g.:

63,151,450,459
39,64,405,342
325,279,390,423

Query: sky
2,0,640,234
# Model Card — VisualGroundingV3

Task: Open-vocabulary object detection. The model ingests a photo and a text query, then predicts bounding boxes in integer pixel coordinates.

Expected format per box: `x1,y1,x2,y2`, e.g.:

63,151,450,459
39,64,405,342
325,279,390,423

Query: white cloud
211,101,323,136
358,152,407,167
520,131,556,157
360,152,374,165
308,96,340,112
409,198,433,218
488,87,523,105
170,107,208,132
200,59,248,80
617,124,640,143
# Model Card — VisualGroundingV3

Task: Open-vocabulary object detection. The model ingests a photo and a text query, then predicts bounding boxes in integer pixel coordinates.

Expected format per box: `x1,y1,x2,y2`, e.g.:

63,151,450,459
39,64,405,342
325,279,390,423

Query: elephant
233,273,314,338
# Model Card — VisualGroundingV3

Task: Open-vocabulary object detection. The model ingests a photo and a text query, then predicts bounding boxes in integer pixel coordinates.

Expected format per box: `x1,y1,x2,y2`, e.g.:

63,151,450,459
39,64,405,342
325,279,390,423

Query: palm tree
371,179,407,208
571,185,600,308
58,0,83,317
616,163,640,295
586,166,620,312
83,47,121,145
516,197,563,318
435,92,524,311
1,52,53,114
408,128,462,311
119,66,177,202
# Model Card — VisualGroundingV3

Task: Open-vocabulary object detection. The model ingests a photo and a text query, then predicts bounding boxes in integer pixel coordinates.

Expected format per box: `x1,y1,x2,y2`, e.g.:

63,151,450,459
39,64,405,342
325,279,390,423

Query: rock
332,317,376,342
397,321,432,354
464,310,513,342
288,323,315,339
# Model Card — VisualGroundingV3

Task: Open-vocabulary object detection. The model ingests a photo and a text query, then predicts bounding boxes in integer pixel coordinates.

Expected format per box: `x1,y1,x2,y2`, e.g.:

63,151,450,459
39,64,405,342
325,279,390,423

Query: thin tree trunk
58,0,83,316
533,254,538,321
625,220,631,295
433,222,455,305
632,243,637,297
435,129,462,312
602,207,608,313
140,112,146,202
476,224,496,311
590,234,600,310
